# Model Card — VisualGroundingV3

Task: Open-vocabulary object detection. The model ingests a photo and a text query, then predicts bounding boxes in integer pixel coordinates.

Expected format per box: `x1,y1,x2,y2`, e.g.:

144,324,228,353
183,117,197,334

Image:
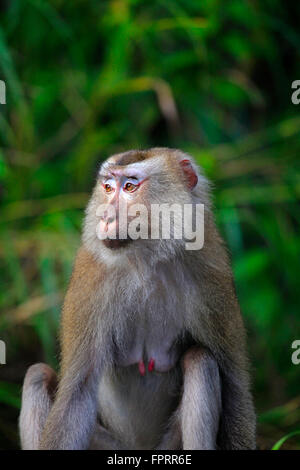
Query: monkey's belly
97,365,182,449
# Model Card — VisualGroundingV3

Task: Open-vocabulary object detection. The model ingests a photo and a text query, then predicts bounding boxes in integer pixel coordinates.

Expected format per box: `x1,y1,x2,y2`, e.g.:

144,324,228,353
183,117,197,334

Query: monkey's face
96,167,150,249
83,148,205,263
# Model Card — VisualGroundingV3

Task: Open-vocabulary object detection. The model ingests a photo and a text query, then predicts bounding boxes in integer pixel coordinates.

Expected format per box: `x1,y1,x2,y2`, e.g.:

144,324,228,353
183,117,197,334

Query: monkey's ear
180,159,198,190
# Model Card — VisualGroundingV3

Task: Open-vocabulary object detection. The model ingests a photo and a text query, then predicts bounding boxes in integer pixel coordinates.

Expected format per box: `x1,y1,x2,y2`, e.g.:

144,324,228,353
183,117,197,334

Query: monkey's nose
100,213,115,223
99,216,118,236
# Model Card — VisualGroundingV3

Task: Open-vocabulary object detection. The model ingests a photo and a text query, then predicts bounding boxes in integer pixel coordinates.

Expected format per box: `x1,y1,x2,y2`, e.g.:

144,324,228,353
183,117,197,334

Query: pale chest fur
103,259,198,375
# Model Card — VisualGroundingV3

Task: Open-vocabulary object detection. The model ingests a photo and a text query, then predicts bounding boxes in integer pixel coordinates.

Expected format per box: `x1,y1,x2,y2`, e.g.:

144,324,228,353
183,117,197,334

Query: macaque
19,148,256,450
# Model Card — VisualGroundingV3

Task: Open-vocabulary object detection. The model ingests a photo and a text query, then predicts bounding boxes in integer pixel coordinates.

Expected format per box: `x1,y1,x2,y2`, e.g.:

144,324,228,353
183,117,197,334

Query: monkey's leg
19,363,57,450
180,346,221,450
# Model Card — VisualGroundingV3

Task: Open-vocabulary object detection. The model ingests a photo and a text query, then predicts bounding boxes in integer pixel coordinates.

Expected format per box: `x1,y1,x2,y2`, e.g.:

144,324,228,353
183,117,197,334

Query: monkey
19,148,256,450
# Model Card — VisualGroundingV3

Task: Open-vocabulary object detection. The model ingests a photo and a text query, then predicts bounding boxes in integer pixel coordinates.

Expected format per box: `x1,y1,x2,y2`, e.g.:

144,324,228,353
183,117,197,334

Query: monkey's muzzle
102,238,133,250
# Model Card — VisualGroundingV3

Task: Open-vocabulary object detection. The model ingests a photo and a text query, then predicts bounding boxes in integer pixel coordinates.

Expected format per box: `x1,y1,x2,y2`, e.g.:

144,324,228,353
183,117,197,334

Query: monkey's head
83,148,210,266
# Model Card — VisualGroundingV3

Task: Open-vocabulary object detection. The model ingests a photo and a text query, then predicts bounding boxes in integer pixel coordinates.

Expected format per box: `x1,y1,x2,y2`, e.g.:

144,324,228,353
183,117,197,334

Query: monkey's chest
114,316,183,376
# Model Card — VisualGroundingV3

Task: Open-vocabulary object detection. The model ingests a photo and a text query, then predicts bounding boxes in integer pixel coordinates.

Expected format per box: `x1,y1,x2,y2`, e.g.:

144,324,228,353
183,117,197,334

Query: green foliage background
0,0,299,449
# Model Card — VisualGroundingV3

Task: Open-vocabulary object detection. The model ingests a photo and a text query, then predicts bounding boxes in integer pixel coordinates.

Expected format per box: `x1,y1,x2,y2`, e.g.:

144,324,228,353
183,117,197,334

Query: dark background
0,0,299,449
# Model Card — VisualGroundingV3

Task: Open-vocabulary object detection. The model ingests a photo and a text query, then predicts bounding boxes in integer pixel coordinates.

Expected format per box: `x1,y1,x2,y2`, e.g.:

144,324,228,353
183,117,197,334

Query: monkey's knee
182,346,221,399
182,346,216,373
23,363,58,398
182,346,202,369
20,363,57,450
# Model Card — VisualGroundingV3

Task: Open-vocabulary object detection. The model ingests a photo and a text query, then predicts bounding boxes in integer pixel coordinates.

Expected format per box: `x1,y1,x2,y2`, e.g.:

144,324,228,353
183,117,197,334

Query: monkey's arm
188,267,256,450
215,314,256,449
39,248,111,450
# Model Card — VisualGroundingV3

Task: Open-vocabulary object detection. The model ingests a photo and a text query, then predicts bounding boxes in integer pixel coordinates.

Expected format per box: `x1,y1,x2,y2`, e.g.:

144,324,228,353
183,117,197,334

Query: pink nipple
148,358,155,372
138,360,145,376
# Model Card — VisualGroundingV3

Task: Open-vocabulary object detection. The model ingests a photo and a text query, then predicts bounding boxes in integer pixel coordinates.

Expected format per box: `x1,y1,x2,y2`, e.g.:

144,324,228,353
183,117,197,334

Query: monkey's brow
99,162,142,177
99,162,126,174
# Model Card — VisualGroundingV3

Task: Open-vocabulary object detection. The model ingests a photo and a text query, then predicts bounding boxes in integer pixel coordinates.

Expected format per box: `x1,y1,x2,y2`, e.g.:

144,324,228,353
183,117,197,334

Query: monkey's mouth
102,238,133,250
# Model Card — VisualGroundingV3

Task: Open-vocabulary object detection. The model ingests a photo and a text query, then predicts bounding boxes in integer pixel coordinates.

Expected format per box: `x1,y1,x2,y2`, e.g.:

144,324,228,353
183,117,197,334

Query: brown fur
19,148,256,450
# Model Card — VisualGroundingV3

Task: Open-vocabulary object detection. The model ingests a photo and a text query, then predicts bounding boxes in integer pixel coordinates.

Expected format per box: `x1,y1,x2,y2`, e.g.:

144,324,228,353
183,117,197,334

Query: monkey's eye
124,182,138,193
103,182,114,193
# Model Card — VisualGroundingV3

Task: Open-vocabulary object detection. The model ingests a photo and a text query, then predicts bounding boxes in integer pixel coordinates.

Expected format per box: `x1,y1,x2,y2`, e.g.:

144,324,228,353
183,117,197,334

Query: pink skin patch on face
138,360,146,376
148,358,155,372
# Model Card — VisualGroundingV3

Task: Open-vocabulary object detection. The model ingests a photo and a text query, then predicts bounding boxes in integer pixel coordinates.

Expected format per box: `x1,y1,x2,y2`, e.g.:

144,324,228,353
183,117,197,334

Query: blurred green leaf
272,431,300,450
0,382,21,409
0,0,300,450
